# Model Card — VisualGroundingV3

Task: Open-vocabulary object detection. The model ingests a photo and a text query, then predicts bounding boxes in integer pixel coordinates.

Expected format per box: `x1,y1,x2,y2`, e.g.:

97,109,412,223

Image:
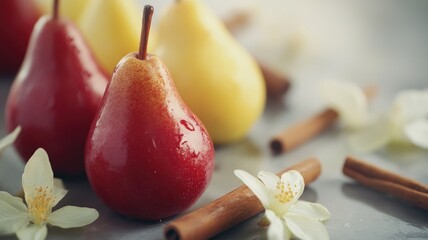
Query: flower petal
48,206,99,228
52,179,68,207
392,89,428,123
280,170,305,202
53,178,65,189
389,89,428,143
258,171,280,192
266,209,290,240
234,170,270,208
0,191,27,213
404,119,428,149
0,200,29,235
285,214,329,240
16,225,47,240
347,114,391,152
22,149,54,200
320,80,368,129
288,201,331,221
0,126,21,156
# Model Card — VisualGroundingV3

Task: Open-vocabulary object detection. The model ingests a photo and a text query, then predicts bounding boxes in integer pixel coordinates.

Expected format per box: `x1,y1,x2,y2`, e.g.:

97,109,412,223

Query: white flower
320,80,369,129
0,126,21,156
0,148,99,240
234,170,330,240
348,89,428,151
391,89,428,147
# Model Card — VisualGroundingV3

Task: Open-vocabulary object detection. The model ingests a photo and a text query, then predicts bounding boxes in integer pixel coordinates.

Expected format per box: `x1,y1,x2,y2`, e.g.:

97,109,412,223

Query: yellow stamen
274,182,297,204
26,186,55,225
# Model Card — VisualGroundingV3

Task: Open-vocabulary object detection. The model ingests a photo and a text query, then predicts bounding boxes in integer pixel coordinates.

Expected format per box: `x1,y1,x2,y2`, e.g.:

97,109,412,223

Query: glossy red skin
5,16,108,177
0,0,40,74
85,54,215,220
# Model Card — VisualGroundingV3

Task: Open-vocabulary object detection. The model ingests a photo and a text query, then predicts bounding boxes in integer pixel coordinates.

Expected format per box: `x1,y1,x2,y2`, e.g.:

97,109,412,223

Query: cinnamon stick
271,108,338,154
164,158,321,240
270,86,377,155
224,13,291,99
343,156,428,210
223,11,252,33
260,64,291,99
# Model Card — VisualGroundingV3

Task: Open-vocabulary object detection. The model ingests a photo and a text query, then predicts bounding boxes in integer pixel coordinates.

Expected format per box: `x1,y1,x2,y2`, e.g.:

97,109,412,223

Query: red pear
0,0,40,74
85,6,215,220
5,0,108,177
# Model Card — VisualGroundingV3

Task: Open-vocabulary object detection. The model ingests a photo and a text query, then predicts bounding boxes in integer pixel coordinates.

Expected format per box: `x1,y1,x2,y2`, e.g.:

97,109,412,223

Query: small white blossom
349,89,428,151
0,148,99,240
234,170,330,240
0,126,21,156
320,80,369,129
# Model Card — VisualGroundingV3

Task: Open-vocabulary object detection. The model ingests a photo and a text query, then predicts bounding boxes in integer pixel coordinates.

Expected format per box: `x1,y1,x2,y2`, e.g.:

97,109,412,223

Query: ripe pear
5,0,108,177
78,0,146,74
85,6,215,220
0,0,40,74
154,0,266,144
35,0,88,23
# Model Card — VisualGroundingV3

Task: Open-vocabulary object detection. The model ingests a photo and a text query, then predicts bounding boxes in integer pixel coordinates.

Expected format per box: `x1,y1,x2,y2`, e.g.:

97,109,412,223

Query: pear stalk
53,0,59,20
138,5,154,60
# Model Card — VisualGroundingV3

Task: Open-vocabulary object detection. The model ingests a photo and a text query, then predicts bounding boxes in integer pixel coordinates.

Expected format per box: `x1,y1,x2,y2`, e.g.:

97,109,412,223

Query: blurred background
2,0,428,95
146,0,428,88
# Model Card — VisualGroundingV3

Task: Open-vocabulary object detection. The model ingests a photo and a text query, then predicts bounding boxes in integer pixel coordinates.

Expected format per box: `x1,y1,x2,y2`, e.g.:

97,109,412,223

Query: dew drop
180,119,195,131
80,69,92,79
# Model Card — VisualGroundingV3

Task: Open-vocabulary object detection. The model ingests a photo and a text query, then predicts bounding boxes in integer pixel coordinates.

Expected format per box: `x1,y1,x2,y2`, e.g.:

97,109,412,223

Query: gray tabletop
1,0,428,239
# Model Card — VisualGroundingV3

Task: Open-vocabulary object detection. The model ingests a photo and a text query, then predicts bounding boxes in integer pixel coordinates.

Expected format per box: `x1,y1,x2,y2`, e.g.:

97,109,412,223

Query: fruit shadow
55,178,168,239
341,182,428,227
47,211,167,240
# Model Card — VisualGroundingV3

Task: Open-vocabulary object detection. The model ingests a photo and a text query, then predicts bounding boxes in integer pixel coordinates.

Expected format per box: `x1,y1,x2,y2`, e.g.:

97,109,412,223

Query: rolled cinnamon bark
343,156,428,210
271,109,338,154
223,11,252,33
270,86,377,155
164,158,321,240
260,64,291,99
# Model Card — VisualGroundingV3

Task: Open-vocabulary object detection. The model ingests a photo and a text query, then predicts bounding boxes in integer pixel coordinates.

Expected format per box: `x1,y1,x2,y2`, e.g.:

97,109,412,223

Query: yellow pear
78,0,143,74
154,0,266,144
35,0,88,22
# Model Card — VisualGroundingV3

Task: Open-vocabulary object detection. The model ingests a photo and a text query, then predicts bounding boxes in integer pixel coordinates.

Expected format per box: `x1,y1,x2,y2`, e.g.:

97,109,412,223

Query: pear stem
53,0,59,20
138,5,154,60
